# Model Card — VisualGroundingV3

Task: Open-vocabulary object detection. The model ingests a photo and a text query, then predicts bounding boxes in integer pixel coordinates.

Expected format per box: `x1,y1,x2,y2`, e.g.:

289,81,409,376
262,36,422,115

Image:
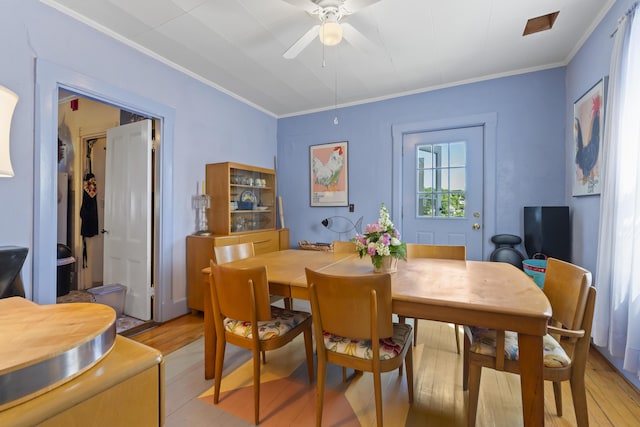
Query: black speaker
524,206,571,262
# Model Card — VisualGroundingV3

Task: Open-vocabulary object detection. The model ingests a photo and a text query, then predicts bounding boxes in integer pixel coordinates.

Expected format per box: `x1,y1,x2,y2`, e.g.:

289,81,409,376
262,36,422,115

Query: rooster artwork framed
310,141,348,206
573,77,607,196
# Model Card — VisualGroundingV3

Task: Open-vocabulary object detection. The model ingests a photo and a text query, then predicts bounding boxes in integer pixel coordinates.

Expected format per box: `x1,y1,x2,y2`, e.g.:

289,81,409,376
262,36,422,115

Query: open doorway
35,59,179,323
56,90,157,334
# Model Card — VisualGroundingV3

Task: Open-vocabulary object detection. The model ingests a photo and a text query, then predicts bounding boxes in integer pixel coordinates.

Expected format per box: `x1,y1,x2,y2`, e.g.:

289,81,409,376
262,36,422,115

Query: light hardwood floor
130,308,640,426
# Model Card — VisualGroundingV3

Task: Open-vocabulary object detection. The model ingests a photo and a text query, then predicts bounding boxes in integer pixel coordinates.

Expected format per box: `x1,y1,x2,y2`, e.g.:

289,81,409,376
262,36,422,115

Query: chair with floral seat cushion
305,268,413,427
213,242,268,364
401,243,466,351
463,257,595,427
209,261,314,425
214,241,291,312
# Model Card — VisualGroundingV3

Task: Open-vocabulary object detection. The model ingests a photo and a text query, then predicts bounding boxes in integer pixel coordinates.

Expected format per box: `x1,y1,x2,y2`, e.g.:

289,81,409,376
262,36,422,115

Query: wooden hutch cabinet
185,162,289,313
206,161,277,234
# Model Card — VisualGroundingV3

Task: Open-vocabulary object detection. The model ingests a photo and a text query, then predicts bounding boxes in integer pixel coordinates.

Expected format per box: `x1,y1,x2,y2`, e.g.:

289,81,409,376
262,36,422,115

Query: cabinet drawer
210,230,279,254
237,231,279,254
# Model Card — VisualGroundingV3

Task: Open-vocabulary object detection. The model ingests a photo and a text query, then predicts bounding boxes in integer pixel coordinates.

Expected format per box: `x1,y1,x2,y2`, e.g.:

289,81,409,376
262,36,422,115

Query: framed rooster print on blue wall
573,77,607,196
310,141,348,206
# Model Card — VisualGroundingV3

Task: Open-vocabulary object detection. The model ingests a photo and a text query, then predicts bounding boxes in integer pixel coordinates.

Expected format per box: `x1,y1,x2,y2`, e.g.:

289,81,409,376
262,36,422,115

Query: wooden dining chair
209,261,314,425
463,258,595,427
403,243,466,352
305,268,413,427
214,242,292,311
212,241,255,265
332,240,357,253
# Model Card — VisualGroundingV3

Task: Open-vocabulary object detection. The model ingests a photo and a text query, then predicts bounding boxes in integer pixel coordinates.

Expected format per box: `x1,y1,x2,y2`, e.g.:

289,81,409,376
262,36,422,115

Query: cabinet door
186,236,214,312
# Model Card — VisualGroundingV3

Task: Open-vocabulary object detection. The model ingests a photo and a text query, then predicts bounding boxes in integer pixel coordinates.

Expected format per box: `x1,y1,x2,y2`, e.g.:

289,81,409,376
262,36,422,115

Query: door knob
473,223,481,230
101,229,109,234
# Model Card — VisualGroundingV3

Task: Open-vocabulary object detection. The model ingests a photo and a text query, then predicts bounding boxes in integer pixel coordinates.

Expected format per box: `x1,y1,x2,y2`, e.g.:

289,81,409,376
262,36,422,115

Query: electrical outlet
349,204,354,212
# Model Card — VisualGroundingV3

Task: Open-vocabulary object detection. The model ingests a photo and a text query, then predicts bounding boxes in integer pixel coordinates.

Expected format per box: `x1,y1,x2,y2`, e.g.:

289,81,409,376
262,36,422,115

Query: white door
104,120,152,320
402,126,484,260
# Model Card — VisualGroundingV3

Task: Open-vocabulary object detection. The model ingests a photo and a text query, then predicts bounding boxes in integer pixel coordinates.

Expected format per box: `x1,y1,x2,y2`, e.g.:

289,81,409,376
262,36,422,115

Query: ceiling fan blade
341,22,376,54
345,0,382,13
283,25,320,59
281,0,318,13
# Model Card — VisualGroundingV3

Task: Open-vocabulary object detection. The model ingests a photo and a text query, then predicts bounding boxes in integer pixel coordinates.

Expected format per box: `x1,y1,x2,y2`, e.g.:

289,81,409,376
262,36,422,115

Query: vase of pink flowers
354,203,407,273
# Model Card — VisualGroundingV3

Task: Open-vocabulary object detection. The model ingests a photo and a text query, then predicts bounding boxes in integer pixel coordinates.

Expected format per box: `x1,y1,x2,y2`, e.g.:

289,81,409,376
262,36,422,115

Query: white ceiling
42,0,614,117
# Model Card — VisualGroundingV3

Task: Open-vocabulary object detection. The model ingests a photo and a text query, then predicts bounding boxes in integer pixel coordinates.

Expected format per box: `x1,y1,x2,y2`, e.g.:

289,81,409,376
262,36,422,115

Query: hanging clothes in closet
80,138,99,268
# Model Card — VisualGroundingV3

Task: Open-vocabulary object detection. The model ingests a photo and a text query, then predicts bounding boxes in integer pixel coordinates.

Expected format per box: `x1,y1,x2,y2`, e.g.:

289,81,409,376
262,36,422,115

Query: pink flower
365,223,383,233
381,233,391,246
367,245,377,256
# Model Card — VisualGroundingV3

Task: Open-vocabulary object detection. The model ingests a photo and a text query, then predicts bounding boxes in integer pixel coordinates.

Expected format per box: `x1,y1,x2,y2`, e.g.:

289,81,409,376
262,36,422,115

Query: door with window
402,126,484,260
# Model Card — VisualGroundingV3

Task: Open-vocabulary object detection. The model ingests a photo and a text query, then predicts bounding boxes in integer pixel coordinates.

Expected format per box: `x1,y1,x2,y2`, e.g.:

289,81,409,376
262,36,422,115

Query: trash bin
56,244,75,297
87,284,126,317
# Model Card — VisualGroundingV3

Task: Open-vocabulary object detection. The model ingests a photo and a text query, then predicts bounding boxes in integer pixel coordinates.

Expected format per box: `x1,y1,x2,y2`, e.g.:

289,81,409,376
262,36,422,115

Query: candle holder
192,194,211,235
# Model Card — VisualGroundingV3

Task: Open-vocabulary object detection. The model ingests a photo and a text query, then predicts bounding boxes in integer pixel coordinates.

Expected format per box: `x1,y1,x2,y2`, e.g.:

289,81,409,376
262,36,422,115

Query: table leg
203,277,215,380
518,333,544,426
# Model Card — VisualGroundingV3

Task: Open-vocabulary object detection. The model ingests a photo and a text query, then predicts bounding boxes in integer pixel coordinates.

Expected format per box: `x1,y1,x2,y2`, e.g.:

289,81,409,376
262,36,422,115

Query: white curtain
593,3,640,378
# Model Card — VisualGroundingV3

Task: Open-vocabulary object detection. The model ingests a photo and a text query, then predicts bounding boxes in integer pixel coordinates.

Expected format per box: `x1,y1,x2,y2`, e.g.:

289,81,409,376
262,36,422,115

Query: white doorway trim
392,113,498,260
35,59,180,321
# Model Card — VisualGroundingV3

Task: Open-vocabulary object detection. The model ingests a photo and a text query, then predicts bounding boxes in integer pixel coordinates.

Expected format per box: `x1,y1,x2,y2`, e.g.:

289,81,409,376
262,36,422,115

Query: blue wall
277,0,640,392
566,0,640,391
277,69,566,257
0,0,277,309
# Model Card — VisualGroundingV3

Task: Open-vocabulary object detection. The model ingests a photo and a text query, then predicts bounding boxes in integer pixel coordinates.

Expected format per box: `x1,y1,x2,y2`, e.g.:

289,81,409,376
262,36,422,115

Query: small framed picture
309,141,348,207
573,77,607,196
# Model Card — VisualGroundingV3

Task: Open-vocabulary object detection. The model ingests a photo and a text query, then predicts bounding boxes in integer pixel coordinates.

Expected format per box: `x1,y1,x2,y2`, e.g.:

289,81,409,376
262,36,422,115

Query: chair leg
284,297,293,310
553,381,563,416
413,318,419,347
261,351,266,364
467,363,482,427
342,367,347,382
454,324,461,354
570,377,589,427
303,327,315,382
405,344,414,403
252,347,261,425
316,358,327,427
463,331,470,391
213,337,226,404
373,370,383,427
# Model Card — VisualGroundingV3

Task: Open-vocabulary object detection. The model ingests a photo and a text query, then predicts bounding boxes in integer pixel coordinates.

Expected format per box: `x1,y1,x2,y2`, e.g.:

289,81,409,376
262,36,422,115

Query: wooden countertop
0,297,116,410
0,336,163,426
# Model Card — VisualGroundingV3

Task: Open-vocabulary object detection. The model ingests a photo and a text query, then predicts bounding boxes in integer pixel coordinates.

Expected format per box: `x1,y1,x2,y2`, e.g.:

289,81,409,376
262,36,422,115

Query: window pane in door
450,142,466,167
416,141,467,218
417,169,433,192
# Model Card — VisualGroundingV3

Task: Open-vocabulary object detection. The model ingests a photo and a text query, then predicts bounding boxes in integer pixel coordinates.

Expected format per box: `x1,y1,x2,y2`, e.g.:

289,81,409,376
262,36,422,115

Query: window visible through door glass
416,142,466,218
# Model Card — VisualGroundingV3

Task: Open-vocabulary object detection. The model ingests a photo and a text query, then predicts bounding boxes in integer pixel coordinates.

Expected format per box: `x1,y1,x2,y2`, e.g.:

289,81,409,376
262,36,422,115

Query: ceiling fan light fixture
319,21,343,46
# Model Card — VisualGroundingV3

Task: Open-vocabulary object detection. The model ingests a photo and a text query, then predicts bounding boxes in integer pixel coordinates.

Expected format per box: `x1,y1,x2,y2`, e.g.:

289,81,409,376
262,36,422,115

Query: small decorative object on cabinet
206,162,276,235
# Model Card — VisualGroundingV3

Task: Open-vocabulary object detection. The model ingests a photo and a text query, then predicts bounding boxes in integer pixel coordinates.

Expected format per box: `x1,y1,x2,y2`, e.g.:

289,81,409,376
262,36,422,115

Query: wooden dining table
200,249,552,426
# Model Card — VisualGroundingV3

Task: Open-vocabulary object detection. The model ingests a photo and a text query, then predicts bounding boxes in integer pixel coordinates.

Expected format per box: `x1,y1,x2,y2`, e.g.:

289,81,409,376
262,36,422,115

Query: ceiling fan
282,0,381,59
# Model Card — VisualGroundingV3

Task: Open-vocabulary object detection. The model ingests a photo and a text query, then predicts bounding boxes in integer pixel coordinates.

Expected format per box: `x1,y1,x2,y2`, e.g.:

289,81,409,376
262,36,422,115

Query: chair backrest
305,268,393,339
406,243,466,260
213,242,255,264
209,261,272,322
543,258,592,331
333,240,357,253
